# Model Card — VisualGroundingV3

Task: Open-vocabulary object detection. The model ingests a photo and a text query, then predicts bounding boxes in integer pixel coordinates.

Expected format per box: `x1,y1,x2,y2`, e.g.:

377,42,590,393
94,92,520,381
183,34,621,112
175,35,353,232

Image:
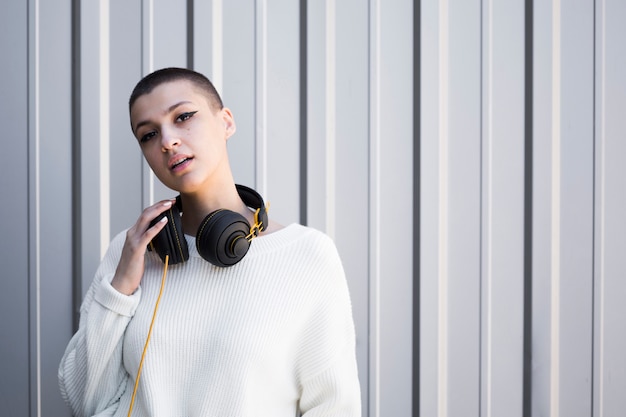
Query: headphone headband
234,184,268,233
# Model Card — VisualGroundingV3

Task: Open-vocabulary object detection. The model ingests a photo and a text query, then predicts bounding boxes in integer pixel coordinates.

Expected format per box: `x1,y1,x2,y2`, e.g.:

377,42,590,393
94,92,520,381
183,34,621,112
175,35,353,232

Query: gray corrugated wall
1,1,624,416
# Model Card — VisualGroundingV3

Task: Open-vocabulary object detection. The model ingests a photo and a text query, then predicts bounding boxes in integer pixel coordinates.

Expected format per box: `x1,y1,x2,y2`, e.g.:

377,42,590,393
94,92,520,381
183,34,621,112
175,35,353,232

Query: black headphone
148,184,268,267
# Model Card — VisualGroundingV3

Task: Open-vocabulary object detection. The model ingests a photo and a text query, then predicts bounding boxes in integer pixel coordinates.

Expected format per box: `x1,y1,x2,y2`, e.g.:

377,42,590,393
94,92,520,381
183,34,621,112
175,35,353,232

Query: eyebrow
132,101,193,134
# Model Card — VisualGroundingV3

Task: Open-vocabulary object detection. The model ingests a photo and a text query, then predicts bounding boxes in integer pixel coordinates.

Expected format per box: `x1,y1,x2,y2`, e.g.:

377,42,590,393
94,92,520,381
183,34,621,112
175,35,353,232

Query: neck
178,183,257,235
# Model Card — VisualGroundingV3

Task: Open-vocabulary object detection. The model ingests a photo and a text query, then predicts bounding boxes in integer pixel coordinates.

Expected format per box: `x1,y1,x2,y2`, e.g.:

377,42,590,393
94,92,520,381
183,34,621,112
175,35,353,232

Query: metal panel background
481,1,526,416
419,1,626,417
38,1,75,415
0,1,30,416
533,1,594,416
420,0,482,416
372,1,414,415
2,0,626,416
594,1,626,416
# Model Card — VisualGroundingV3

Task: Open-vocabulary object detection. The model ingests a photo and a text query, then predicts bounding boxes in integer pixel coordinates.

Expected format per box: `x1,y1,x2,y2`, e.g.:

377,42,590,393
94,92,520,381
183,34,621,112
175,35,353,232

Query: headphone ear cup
196,209,251,267
148,205,190,265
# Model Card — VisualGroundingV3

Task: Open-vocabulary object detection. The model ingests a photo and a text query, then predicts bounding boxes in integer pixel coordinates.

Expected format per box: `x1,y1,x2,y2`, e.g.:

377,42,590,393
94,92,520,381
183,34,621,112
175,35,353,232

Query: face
130,80,236,194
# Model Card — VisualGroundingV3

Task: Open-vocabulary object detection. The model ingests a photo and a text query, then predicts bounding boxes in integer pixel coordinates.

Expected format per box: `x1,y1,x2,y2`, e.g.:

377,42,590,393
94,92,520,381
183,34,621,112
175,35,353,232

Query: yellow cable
127,255,169,417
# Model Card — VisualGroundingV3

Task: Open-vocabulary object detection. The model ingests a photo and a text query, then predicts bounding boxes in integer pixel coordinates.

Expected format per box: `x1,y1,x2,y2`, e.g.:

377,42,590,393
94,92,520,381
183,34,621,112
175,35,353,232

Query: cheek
141,147,163,169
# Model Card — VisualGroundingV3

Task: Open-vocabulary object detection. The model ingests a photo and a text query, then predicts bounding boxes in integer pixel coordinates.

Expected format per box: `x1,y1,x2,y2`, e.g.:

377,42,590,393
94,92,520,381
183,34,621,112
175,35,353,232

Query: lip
168,154,194,172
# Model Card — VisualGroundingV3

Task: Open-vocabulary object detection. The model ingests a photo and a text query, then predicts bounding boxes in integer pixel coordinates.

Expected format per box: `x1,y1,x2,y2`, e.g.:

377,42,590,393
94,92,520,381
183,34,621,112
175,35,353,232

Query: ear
221,107,236,139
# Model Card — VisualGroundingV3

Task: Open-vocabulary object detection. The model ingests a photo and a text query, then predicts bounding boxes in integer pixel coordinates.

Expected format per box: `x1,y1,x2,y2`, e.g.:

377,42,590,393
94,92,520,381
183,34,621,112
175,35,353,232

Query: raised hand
111,199,175,295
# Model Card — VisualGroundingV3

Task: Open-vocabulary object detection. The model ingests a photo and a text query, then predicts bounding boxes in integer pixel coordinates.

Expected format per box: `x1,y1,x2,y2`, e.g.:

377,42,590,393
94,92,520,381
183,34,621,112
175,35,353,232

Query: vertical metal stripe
300,0,308,225
325,0,336,239
484,1,495,415
549,1,561,415
255,0,268,195
100,0,110,257
479,1,484,414
27,0,41,414
189,1,223,98
369,0,381,415
141,0,155,206
141,0,154,76
590,2,597,415
413,0,421,414
71,0,82,332
187,0,194,69
522,0,533,414
596,1,606,414
212,0,223,92
437,0,449,415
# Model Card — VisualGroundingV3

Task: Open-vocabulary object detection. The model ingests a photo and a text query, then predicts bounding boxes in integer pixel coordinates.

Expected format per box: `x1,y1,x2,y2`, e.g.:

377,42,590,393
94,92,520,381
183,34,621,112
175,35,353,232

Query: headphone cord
127,255,169,417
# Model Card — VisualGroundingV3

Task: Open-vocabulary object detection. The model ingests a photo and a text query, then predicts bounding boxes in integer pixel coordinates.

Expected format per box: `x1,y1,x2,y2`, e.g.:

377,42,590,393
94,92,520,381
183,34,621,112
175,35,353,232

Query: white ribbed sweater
59,223,361,417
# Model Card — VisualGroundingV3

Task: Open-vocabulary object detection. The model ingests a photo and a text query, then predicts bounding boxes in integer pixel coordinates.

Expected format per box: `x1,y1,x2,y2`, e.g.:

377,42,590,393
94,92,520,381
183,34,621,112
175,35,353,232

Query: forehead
130,80,211,123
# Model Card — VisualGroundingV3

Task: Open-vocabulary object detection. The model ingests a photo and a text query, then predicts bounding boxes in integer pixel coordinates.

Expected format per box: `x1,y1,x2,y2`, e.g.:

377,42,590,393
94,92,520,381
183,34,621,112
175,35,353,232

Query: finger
144,214,169,242
149,198,177,217
143,202,175,241
126,200,175,250
124,215,167,254
138,199,176,230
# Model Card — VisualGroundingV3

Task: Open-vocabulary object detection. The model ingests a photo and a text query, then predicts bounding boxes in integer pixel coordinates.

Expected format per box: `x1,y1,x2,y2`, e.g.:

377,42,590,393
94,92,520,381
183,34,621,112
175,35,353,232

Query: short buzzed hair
129,67,224,112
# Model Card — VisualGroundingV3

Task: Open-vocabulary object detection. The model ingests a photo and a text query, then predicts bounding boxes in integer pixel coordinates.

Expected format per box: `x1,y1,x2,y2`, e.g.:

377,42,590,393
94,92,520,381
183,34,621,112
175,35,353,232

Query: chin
169,180,207,195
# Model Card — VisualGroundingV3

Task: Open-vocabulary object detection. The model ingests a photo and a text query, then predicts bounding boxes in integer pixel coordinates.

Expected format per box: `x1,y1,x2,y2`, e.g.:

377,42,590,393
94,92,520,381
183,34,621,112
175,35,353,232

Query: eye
176,111,198,123
140,131,157,143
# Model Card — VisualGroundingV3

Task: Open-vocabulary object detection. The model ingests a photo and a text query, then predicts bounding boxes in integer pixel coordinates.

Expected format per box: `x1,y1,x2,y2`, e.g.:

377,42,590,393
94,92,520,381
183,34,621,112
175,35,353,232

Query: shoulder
257,223,339,260
252,224,346,286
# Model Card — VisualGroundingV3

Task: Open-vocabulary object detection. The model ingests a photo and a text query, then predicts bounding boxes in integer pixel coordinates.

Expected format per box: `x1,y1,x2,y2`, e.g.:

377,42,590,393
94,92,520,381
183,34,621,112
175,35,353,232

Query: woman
59,68,361,416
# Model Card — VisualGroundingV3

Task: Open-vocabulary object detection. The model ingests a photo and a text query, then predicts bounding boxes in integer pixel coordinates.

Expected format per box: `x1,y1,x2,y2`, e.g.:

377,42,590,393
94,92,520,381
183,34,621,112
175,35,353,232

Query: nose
160,127,181,152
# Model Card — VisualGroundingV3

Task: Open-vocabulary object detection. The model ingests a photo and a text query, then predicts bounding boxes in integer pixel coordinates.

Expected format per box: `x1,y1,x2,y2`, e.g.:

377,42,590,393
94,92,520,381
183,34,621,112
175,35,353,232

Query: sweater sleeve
58,231,142,417
298,346,361,417
297,234,362,417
